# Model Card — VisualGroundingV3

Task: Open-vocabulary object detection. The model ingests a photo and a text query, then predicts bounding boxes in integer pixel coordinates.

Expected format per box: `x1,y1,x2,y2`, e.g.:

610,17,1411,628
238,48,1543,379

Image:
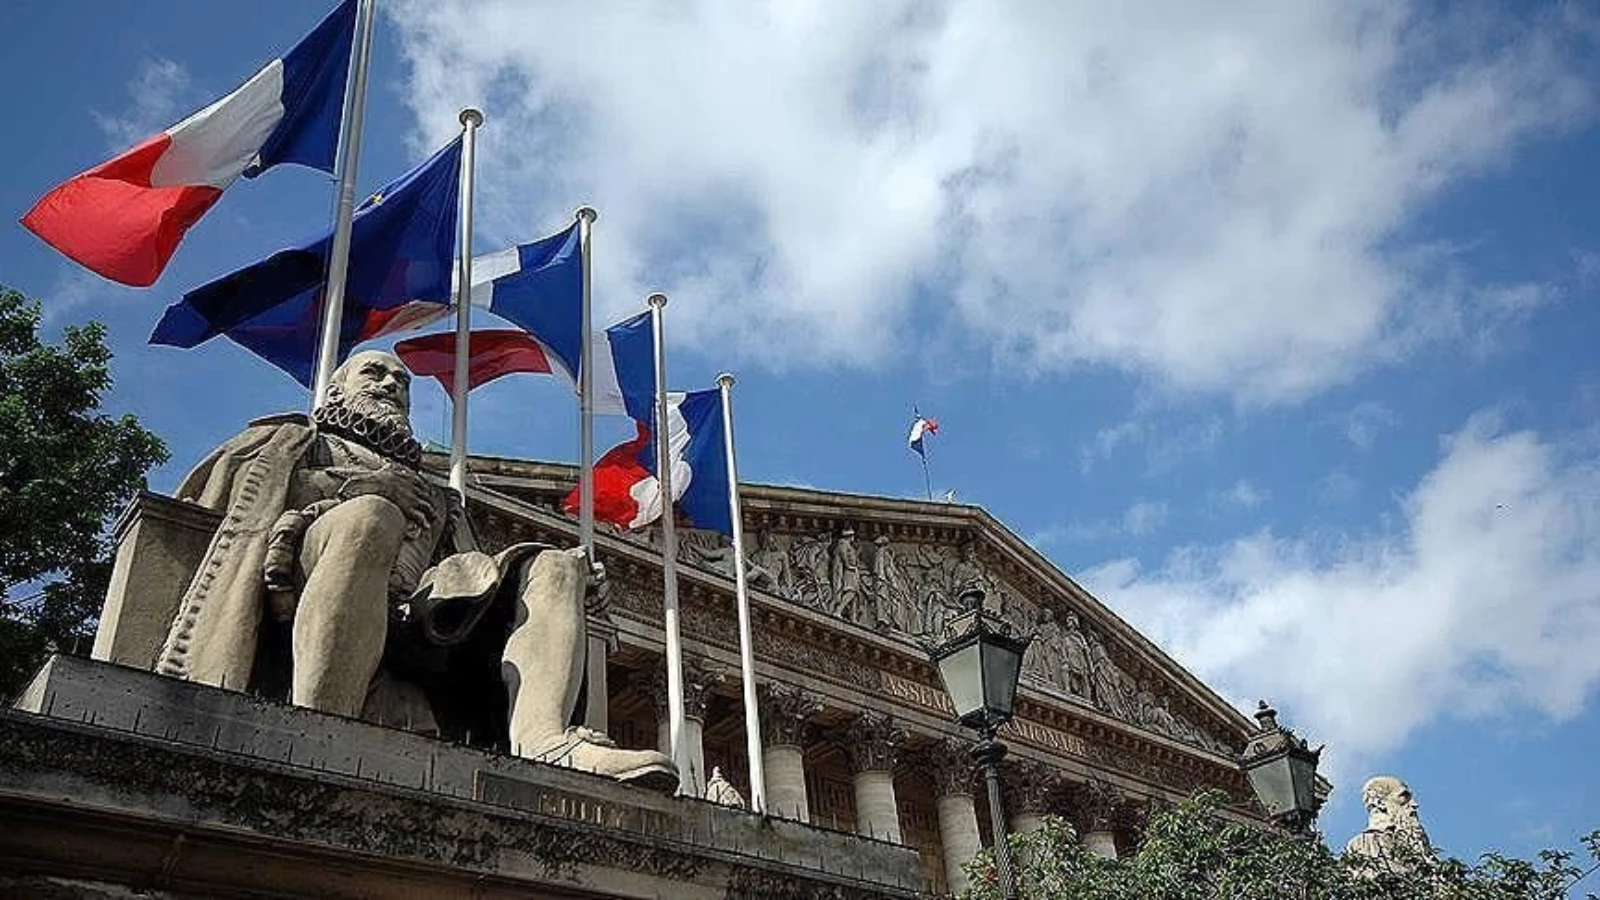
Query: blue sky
3,0,1598,872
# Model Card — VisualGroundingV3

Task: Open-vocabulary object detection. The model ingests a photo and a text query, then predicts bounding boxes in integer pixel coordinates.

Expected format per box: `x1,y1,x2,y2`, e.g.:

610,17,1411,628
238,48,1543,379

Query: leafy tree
0,287,167,696
961,791,1599,900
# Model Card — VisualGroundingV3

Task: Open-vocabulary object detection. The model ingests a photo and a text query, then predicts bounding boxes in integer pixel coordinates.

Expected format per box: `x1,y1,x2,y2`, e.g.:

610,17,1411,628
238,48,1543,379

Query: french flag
567,386,733,535
21,1,356,287
909,410,939,458
370,224,587,383
392,329,555,393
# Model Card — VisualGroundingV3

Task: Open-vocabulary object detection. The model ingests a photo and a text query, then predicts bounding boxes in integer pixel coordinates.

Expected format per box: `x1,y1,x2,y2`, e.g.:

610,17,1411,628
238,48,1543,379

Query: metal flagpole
921,451,933,502
447,108,484,495
649,292,690,795
576,206,598,558
311,0,377,408
717,372,767,813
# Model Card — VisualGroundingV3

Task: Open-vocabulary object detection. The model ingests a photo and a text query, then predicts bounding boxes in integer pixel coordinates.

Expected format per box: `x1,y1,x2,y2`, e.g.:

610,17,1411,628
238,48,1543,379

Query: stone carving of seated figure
152,350,676,791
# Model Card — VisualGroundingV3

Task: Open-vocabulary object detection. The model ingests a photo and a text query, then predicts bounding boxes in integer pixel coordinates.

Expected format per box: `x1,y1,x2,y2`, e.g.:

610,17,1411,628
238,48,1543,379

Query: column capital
1068,778,1127,833
1001,756,1065,816
840,711,906,774
641,657,726,723
921,738,978,798
756,681,822,746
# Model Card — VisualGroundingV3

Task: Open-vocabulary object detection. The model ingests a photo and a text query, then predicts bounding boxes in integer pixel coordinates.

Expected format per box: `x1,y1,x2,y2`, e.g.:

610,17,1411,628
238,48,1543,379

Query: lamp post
926,589,1033,900
1239,700,1324,836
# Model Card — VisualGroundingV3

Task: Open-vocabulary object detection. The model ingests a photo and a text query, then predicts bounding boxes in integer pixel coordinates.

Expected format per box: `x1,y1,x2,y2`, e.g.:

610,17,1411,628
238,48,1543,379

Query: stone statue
749,529,793,598
829,529,866,625
870,536,916,633
1059,611,1093,698
951,542,986,599
1345,776,1432,870
704,766,745,808
153,350,676,790
1086,631,1130,719
1025,608,1064,686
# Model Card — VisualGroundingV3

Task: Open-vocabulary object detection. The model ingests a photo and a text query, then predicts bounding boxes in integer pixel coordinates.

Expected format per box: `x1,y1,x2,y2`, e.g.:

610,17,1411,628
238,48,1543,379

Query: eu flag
150,136,463,385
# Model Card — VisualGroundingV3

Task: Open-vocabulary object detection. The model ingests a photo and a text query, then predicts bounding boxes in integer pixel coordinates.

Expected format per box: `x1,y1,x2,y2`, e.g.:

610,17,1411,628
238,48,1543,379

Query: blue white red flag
909,410,939,458
22,1,355,287
392,329,555,393
566,387,731,534
148,136,463,385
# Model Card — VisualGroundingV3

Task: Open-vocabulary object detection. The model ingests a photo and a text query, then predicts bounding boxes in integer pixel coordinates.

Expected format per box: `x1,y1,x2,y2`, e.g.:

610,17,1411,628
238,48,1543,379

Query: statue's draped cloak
155,413,543,693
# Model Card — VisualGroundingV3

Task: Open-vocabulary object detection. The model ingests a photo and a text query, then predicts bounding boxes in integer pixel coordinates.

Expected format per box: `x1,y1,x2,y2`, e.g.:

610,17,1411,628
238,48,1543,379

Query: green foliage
0,288,167,695
960,791,1599,900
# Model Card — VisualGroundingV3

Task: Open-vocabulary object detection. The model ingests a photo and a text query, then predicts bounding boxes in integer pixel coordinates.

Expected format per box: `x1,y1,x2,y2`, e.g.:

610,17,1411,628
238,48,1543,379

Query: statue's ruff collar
312,401,423,469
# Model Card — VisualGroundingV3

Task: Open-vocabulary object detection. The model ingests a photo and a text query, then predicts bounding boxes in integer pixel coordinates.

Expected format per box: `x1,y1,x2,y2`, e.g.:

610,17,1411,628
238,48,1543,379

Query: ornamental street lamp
926,589,1033,900
1239,700,1324,836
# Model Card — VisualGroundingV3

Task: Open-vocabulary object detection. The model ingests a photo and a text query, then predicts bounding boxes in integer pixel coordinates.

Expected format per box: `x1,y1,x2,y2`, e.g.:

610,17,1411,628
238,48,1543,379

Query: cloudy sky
4,0,1598,865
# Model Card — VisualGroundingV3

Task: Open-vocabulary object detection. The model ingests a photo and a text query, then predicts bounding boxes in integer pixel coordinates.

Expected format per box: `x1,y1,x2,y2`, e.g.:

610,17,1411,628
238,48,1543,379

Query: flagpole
921,451,933,502
311,0,377,408
717,372,767,814
649,292,690,795
448,108,484,494
576,206,598,559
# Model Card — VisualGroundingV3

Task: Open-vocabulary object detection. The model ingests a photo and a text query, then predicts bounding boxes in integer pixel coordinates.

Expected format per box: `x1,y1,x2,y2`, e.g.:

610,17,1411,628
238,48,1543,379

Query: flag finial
575,205,598,224
648,292,669,309
717,372,736,388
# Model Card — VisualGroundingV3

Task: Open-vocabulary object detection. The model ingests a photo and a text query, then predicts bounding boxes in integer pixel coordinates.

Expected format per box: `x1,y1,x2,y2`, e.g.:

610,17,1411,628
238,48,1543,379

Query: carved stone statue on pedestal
153,350,675,790
1345,776,1432,872
1059,611,1093,699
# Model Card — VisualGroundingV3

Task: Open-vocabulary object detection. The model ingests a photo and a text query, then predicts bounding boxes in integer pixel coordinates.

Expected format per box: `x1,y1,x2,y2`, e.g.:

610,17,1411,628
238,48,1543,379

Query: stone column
1002,757,1063,835
926,739,982,895
841,712,906,843
582,614,617,734
757,682,821,822
643,659,724,798
1072,781,1124,859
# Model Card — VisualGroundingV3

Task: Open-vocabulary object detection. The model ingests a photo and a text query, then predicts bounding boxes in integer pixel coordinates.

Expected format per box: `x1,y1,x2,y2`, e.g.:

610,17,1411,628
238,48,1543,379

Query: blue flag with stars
150,136,464,385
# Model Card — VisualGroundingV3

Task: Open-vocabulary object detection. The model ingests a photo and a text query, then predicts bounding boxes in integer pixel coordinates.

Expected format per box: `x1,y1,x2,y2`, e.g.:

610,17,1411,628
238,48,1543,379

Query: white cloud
1081,414,1600,774
391,1,1594,402
1344,401,1398,451
1211,478,1270,511
93,58,196,149
1032,499,1169,545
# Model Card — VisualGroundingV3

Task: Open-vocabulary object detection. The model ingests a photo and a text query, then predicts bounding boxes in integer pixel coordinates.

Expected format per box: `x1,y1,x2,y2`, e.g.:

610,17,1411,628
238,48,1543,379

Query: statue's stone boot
523,726,679,793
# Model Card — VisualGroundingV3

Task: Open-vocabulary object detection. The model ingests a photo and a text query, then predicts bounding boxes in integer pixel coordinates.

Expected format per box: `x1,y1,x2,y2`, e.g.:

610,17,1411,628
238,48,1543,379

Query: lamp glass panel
1246,758,1295,817
936,642,985,721
981,641,1024,719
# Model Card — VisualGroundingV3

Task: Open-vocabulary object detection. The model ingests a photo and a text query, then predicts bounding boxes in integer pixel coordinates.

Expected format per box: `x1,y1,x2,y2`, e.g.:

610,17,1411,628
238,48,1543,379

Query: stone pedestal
92,492,220,669
4,655,926,899
843,712,905,843
1083,829,1119,859
757,682,821,823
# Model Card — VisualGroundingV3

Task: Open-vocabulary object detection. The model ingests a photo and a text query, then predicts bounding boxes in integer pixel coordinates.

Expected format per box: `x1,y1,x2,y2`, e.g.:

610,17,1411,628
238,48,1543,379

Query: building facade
464,455,1262,894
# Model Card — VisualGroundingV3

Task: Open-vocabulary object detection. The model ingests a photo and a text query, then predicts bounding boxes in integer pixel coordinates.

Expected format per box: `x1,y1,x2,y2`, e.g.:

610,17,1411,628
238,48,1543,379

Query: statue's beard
343,390,413,439
314,388,422,468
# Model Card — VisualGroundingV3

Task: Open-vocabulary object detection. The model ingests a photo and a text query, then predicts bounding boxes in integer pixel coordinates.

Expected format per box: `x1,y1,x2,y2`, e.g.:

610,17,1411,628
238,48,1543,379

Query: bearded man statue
152,350,675,791
1344,775,1433,872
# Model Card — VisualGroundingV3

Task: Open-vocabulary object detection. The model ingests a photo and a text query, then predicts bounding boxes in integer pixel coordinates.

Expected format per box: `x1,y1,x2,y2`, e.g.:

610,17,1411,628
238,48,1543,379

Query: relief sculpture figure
1059,611,1093,699
870,536,917,634
152,350,675,790
747,529,792,598
829,529,867,626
